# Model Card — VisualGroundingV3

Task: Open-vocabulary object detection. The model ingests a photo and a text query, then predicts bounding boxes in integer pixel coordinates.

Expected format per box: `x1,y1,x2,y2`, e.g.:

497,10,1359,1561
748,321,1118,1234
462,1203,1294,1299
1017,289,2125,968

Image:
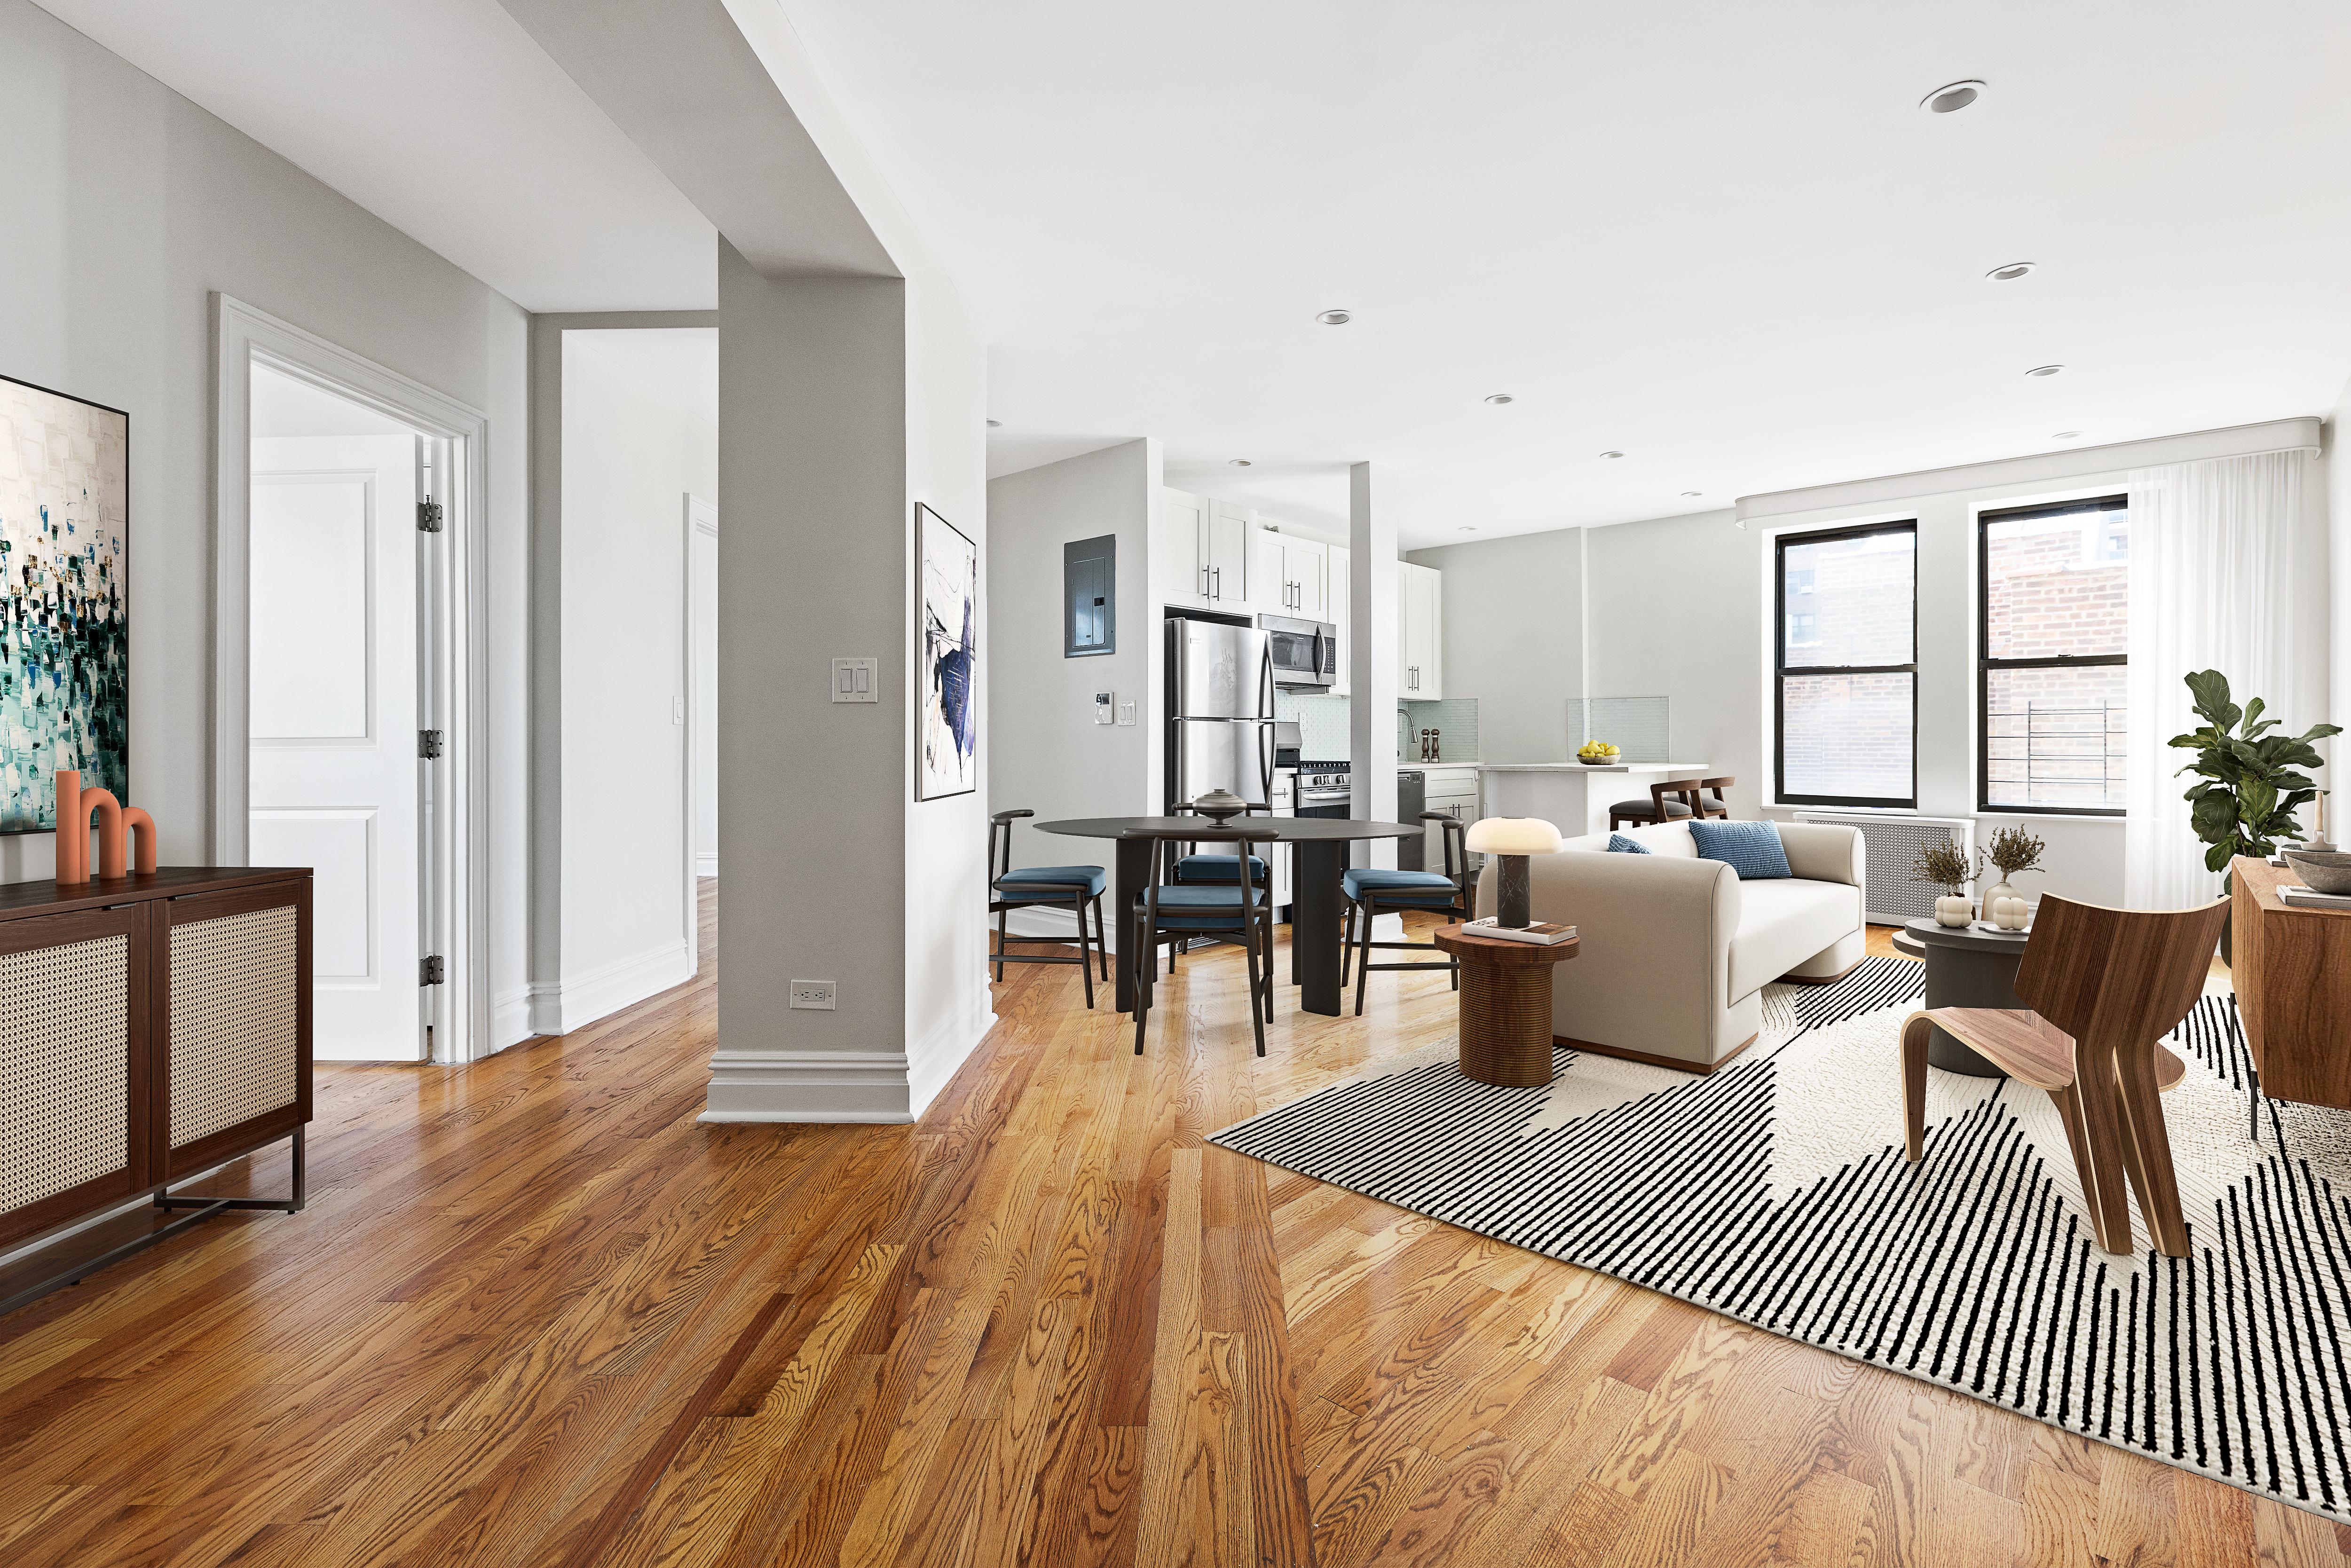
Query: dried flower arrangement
1980,824,2047,882
1909,840,1972,894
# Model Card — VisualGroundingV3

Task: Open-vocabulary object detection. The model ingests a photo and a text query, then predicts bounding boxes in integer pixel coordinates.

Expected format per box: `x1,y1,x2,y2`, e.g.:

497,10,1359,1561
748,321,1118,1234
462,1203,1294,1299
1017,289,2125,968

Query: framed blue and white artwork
916,503,977,800
0,374,129,833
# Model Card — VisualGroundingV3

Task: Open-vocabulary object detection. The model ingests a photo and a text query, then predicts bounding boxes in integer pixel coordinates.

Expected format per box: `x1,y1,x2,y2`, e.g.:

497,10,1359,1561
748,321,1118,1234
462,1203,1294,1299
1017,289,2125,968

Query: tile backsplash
1273,693,1481,764
1403,698,1479,764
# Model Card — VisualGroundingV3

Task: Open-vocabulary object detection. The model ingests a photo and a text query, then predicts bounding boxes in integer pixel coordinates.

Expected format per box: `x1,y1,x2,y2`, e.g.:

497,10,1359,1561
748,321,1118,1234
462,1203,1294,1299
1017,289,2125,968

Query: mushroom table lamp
1465,816,1563,928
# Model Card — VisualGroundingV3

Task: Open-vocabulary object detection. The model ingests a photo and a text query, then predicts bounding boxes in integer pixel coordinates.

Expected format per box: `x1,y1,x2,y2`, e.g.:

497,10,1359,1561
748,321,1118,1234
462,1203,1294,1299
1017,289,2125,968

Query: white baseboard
701,1048,916,1123
906,989,997,1117
696,853,718,878
529,939,695,1037
491,985,536,1052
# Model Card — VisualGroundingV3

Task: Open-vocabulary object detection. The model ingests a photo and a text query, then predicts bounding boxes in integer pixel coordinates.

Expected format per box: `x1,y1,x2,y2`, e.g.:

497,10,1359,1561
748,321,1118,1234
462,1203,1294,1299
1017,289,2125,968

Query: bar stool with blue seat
989,809,1109,1007
1343,812,1474,1015
1128,825,1279,1055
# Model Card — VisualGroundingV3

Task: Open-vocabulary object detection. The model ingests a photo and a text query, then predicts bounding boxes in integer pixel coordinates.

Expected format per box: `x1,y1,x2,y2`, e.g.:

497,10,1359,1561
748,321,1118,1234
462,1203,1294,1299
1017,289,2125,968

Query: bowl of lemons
1577,742,1621,765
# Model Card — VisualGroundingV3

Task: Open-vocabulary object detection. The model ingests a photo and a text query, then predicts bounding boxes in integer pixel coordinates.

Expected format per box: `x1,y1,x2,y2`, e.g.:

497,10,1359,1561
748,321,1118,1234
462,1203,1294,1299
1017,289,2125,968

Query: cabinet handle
1200,565,1208,596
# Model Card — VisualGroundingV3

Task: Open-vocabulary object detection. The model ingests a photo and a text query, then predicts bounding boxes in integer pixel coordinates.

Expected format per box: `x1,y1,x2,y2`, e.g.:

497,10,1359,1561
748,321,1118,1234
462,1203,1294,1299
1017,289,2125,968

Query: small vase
1981,879,2016,910
1934,895,1973,928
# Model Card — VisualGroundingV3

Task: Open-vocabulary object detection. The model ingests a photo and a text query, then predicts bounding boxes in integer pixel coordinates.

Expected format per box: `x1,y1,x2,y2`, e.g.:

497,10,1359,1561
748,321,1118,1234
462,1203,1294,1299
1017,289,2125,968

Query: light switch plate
1095,692,1114,725
1116,701,1137,726
831,657,878,703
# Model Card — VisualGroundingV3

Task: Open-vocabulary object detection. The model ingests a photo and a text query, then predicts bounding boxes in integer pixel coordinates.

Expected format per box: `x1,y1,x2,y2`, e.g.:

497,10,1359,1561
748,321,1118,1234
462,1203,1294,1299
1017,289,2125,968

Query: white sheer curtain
2123,451,2309,910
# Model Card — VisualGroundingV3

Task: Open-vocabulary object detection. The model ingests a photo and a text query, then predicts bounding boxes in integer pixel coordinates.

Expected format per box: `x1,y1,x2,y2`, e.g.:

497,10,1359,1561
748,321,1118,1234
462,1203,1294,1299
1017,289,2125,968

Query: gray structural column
1349,461,1399,867
710,241,915,1120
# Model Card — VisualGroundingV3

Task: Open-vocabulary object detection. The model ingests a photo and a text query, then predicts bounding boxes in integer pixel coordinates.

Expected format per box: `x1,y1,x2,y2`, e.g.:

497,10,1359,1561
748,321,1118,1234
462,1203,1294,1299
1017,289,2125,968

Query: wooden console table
2230,856,2351,1131
0,867,312,1317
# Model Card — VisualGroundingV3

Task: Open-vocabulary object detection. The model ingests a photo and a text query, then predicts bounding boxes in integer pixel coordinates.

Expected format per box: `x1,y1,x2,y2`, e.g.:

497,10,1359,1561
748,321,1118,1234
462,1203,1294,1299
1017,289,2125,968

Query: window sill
1767,804,2132,824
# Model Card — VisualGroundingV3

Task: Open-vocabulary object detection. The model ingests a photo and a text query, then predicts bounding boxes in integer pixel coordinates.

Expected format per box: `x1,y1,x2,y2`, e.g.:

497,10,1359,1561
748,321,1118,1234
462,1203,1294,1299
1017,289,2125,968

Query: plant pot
1934,895,1974,928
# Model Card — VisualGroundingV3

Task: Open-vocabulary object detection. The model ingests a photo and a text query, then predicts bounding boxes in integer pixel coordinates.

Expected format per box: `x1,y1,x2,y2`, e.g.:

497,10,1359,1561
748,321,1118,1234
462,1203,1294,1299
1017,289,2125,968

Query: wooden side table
2230,855,2351,1132
1433,924,1580,1086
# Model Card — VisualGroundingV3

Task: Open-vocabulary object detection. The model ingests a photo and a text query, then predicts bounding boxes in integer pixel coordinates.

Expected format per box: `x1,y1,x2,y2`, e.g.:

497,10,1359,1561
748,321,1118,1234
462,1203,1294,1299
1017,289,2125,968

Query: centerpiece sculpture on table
1910,839,1974,928
1978,825,2044,930
54,768,157,884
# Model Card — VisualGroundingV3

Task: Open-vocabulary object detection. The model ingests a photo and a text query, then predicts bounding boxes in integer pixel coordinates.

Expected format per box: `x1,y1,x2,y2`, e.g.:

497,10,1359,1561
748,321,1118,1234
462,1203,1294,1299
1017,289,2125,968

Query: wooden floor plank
0,899,2307,1566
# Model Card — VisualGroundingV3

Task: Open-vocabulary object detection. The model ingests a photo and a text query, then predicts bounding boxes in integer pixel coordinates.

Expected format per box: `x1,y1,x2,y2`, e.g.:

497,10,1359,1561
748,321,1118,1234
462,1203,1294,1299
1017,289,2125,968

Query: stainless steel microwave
1259,613,1338,689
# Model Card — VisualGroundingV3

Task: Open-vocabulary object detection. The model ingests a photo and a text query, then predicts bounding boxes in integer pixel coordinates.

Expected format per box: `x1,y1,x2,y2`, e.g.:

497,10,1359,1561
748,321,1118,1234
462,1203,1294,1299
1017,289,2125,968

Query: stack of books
2279,886,2351,911
1463,917,1577,946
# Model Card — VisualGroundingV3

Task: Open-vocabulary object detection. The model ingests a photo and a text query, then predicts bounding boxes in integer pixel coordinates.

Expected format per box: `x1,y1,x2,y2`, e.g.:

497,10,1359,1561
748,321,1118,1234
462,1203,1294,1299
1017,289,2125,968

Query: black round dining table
1033,816,1425,1017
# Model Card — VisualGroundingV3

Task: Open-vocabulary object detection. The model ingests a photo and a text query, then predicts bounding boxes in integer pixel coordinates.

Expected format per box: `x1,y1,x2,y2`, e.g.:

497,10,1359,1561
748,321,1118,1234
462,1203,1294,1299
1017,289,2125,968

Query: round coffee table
1432,924,1580,1087
1900,917,2032,1077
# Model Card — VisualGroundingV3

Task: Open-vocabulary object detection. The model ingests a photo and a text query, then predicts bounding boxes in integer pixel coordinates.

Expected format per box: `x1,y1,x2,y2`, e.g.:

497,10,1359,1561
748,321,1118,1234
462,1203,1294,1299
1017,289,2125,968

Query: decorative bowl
1577,752,1619,767
1191,788,1250,824
2283,849,2351,895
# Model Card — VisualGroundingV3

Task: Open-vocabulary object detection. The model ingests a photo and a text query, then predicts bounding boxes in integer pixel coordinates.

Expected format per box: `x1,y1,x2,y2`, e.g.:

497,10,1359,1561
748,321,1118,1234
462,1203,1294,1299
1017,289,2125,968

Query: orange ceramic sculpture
55,769,157,884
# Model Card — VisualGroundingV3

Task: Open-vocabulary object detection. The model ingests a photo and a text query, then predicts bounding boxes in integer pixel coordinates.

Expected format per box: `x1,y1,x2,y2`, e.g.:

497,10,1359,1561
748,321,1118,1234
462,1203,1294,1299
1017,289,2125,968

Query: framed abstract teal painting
0,374,128,833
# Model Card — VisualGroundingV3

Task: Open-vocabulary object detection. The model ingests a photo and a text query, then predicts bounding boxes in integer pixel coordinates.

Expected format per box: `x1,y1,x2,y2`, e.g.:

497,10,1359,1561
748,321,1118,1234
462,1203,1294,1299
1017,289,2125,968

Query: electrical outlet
789,979,836,1010
671,696,685,725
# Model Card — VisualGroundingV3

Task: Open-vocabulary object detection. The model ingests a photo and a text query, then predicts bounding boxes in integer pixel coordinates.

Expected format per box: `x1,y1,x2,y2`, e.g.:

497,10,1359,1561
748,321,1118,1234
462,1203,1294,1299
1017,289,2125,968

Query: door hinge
421,954,445,986
418,729,444,759
417,497,444,533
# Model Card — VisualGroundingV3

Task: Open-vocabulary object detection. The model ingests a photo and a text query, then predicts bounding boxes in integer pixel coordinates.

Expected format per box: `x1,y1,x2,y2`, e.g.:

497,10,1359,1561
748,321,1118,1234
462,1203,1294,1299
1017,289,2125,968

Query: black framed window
1980,496,2127,815
1775,521,1917,807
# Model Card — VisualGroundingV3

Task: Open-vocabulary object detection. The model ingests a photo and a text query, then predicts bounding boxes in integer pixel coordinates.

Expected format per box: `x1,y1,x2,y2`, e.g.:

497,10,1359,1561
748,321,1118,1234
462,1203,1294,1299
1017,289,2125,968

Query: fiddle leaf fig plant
2168,670,2340,877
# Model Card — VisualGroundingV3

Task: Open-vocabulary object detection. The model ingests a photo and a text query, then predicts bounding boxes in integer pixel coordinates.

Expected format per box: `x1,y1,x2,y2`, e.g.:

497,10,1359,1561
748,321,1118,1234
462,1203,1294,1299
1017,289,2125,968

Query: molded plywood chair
1898,892,2229,1257
988,809,1109,1008
1128,825,1279,1056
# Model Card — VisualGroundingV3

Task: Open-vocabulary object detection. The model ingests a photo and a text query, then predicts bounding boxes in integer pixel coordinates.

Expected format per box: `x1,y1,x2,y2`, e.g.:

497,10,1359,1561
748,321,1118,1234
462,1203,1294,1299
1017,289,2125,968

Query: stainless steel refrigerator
1165,617,1276,809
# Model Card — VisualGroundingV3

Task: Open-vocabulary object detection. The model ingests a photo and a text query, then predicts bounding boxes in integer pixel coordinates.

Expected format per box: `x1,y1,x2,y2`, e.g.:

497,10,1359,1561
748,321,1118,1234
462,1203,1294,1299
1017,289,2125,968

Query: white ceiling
35,0,717,312
783,0,2351,545
568,330,722,428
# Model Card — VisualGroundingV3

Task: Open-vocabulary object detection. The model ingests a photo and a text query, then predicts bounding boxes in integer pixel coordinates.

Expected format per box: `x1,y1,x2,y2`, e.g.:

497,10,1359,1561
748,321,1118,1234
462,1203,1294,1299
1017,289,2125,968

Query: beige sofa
1472,819,1866,1072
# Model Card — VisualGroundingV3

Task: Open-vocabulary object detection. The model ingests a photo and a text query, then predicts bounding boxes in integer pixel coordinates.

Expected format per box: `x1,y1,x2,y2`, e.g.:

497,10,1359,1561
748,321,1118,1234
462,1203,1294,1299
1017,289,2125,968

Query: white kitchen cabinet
1259,533,1327,619
1269,768,1295,913
1421,766,1480,871
1157,490,1257,611
1396,560,1443,697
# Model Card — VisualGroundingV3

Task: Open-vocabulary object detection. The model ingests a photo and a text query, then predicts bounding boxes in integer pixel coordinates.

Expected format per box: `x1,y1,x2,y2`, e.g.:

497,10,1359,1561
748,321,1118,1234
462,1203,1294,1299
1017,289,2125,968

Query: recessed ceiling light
1484,394,1515,405
1681,491,1704,497
1316,308,1352,326
1228,458,1252,466
2054,431,2083,440
1921,79,1985,115
1985,262,2037,283
1599,450,1625,459
1458,526,1479,532
2026,364,2066,378
986,418,1002,427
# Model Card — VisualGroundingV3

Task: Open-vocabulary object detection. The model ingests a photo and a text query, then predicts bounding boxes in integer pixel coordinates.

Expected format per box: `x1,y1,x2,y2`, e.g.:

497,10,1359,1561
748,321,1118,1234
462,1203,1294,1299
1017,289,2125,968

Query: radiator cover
1792,813,1975,927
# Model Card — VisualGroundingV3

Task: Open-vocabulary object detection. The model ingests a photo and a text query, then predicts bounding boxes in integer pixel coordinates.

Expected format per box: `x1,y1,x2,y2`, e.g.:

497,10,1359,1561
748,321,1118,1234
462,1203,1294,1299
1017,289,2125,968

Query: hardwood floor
0,893,2337,1566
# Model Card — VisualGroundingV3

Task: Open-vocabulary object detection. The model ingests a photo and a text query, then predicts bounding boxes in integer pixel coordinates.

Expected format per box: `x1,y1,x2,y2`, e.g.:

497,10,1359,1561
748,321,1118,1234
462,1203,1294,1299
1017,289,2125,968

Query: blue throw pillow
1687,819,1792,879
1606,833,1651,854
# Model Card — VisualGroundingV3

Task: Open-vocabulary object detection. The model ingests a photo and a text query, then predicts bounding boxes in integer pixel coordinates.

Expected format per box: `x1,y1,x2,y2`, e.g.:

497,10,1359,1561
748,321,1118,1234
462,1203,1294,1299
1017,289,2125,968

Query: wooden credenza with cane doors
0,868,311,1299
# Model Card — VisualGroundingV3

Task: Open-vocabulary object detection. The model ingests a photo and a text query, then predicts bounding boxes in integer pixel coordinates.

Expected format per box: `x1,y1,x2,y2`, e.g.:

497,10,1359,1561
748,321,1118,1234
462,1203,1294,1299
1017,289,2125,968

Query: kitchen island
1479,761,1716,839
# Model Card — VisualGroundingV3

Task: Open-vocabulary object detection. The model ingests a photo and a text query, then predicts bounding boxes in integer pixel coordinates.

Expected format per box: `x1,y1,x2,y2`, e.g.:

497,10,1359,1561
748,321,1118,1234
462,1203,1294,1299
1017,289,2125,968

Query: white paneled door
249,433,426,1061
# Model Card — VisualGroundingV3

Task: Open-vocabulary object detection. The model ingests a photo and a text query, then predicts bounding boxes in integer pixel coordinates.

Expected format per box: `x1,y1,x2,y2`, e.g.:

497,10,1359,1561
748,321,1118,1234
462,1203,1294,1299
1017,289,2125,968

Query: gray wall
986,439,1158,908
1407,527,1586,765
0,0,532,1043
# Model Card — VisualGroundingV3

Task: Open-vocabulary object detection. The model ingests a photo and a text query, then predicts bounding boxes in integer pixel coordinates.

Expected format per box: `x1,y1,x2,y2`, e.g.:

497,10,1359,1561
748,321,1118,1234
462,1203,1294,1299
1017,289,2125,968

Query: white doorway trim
213,294,491,1064
683,493,717,971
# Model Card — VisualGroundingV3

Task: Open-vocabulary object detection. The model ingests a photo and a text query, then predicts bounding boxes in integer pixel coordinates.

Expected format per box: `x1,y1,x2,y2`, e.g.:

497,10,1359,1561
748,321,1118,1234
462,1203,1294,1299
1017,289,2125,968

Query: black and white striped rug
1212,956,2351,1518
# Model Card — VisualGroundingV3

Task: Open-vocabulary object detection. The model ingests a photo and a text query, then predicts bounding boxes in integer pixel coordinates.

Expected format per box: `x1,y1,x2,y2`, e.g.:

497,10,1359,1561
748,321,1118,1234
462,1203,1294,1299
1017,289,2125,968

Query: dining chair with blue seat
989,808,1110,1007
1127,825,1280,1056
1344,812,1473,1015
1166,801,1273,973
